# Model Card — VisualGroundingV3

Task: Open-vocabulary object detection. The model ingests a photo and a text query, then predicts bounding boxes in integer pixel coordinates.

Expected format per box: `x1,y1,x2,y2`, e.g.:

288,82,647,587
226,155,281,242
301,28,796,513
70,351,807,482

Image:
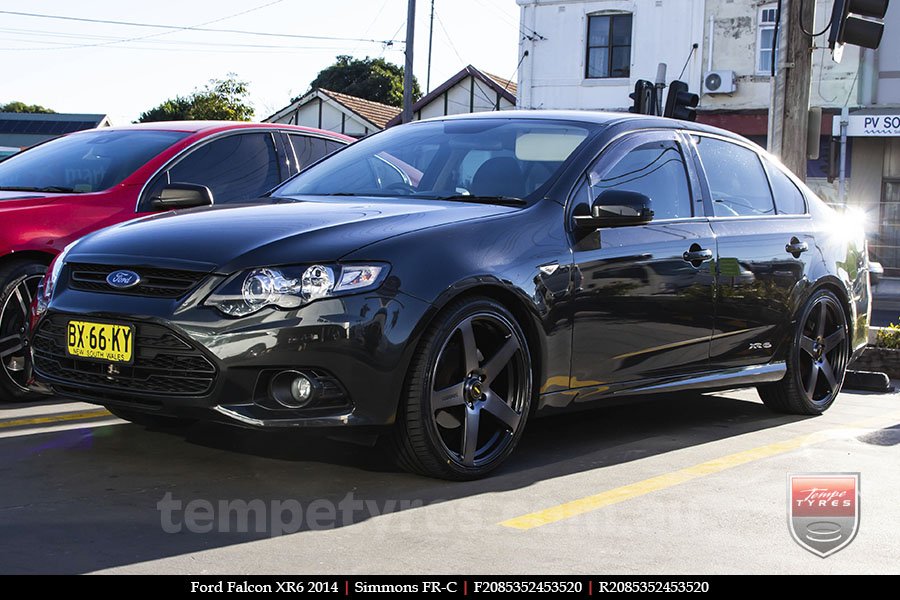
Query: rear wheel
106,406,195,430
758,289,850,415
0,260,47,402
389,297,533,480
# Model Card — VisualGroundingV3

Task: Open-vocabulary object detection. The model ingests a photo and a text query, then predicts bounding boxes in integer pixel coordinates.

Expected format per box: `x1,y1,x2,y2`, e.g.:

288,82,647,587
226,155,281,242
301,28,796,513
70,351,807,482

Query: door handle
682,248,713,263
786,238,808,256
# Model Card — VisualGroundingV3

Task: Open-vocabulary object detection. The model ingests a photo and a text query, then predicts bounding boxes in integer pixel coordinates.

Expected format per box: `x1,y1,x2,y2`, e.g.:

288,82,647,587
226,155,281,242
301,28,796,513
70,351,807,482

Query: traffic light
628,80,657,116
664,80,699,122
828,0,890,62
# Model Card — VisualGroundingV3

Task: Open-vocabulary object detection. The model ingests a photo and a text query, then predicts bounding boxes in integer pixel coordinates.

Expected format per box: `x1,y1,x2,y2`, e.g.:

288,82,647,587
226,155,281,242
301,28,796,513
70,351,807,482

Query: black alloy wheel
391,297,533,480
0,261,46,401
758,290,850,415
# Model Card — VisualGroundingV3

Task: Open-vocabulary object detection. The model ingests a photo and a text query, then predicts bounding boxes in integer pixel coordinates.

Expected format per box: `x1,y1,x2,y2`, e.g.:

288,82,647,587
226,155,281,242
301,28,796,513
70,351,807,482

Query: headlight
206,263,387,317
36,241,77,315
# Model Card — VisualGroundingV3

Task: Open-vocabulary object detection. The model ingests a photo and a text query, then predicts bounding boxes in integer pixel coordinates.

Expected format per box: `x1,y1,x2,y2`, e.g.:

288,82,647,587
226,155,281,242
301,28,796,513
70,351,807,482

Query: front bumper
31,285,433,429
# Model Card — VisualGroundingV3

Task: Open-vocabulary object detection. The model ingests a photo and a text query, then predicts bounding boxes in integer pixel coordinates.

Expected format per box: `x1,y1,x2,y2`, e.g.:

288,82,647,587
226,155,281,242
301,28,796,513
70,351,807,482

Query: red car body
0,121,351,261
0,121,351,400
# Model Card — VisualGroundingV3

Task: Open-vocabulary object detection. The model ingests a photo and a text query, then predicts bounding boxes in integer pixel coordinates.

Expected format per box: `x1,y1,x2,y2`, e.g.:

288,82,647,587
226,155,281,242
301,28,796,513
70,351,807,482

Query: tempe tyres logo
788,473,860,558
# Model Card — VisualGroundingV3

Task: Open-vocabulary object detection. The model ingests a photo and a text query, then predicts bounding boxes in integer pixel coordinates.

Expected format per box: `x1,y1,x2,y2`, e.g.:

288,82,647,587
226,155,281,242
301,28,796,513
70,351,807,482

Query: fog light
291,376,313,403
269,370,317,408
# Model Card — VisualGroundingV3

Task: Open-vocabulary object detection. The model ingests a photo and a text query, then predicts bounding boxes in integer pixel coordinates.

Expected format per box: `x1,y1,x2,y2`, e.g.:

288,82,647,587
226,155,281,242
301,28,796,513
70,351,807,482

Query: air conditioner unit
703,70,736,94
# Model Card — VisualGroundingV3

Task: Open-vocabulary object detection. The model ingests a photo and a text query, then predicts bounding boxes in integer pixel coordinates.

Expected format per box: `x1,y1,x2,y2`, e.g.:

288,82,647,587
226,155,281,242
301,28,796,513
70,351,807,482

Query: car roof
421,109,749,143
68,121,353,141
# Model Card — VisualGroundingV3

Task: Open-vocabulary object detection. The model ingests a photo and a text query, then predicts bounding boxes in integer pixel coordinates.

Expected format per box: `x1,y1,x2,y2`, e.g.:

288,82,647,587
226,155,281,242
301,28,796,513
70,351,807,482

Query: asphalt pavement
1,386,898,574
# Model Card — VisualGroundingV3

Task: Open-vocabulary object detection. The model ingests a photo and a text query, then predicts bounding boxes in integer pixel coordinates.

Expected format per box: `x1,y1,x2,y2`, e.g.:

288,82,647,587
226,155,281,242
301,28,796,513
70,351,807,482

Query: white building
264,88,400,137
385,65,517,127
516,0,705,111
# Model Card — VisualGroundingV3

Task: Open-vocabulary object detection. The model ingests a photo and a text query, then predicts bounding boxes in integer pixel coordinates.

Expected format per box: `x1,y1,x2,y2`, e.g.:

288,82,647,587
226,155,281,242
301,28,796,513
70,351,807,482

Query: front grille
32,314,217,397
67,263,209,298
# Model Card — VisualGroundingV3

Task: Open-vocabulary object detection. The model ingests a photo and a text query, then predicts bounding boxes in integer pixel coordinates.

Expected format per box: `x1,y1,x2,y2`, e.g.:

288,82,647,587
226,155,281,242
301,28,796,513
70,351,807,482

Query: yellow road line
500,409,900,530
0,408,113,429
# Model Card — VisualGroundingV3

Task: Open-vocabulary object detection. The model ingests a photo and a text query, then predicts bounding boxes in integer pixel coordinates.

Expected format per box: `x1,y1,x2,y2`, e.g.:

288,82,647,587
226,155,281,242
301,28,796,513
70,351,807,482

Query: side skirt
537,362,787,413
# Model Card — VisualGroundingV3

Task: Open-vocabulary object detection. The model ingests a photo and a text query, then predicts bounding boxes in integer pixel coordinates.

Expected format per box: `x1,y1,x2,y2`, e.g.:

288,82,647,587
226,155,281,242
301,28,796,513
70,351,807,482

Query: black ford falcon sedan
30,111,872,479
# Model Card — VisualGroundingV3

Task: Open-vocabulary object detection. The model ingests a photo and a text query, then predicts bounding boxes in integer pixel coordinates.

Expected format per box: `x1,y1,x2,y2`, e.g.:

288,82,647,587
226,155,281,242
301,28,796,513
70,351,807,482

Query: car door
689,133,812,369
139,131,285,210
570,130,716,389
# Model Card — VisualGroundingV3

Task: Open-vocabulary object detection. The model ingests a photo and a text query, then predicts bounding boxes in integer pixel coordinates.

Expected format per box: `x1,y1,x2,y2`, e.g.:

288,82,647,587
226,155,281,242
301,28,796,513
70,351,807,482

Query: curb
844,370,892,393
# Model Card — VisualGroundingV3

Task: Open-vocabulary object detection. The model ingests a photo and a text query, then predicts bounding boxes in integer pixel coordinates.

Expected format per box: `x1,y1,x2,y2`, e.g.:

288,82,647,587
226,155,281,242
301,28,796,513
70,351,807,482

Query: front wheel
758,289,850,415
389,297,533,480
0,260,47,402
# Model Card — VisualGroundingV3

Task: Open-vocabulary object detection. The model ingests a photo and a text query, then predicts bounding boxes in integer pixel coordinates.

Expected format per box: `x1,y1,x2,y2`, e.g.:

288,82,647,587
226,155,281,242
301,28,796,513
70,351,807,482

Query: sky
0,0,522,124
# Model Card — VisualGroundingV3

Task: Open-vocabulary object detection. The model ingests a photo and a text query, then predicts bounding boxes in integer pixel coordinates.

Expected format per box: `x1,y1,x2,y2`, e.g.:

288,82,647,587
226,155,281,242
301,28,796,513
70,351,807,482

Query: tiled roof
319,89,401,129
483,72,518,96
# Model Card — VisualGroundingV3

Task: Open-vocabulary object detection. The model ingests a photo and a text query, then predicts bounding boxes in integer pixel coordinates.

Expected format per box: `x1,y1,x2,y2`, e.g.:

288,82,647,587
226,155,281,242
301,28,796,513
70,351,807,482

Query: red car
0,121,351,400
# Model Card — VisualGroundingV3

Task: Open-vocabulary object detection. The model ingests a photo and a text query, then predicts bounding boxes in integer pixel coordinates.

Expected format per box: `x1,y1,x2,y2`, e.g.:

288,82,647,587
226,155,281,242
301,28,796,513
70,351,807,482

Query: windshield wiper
431,194,527,206
0,185,82,193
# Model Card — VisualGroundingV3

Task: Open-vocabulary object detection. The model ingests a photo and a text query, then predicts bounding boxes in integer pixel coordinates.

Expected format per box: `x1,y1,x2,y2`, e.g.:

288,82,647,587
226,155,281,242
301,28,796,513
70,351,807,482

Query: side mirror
870,261,884,286
574,190,654,229
150,182,214,211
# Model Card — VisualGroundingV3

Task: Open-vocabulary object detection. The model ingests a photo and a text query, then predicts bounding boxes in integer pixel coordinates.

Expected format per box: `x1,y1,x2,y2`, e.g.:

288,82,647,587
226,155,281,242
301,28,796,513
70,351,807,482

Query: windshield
0,129,188,194
274,119,594,202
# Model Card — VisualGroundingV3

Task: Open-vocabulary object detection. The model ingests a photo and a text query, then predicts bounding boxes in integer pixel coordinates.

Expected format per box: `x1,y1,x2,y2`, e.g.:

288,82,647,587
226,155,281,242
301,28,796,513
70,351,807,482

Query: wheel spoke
461,406,480,466
18,280,34,309
816,302,827,338
431,382,466,412
820,358,838,392
482,389,520,431
823,329,845,353
457,318,479,373
0,340,24,360
799,335,817,358
482,336,519,384
12,286,29,318
805,364,819,398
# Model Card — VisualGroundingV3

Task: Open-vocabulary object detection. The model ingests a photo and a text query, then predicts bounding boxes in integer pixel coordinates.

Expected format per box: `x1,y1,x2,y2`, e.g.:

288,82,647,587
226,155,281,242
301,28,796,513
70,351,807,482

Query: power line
0,9,403,45
798,0,831,37
0,1,291,51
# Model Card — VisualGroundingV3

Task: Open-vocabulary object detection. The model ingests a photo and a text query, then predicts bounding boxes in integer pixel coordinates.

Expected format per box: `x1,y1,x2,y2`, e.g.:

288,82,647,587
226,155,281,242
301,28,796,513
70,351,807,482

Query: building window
757,4,779,75
586,14,632,79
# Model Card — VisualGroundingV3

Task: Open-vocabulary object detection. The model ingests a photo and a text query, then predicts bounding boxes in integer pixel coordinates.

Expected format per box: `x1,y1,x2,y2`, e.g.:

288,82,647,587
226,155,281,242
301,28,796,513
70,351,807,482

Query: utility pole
402,0,417,124
426,0,435,93
768,0,815,181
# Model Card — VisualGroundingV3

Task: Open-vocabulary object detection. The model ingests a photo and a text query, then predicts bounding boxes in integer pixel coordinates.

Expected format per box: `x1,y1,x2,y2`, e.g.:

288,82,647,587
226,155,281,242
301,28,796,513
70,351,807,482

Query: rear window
764,158,807,215
0,129,187,194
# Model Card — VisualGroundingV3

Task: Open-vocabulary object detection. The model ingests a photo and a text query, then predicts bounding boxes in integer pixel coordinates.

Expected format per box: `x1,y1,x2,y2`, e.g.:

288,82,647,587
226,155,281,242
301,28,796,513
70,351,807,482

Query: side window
694,136,775,217
168,133,280,204
764,159,807,214
289,135,331,170
589,138,693,220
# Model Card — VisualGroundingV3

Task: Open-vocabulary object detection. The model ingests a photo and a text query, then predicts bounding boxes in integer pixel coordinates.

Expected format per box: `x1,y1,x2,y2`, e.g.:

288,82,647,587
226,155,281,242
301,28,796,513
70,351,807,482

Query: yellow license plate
66,320,134,363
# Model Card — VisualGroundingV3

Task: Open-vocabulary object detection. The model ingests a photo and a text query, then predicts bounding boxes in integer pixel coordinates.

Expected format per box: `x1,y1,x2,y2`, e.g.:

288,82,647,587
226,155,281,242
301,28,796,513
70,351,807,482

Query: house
384,65,517,127
515,0,705,112
263,88,400,138
0,112,110,149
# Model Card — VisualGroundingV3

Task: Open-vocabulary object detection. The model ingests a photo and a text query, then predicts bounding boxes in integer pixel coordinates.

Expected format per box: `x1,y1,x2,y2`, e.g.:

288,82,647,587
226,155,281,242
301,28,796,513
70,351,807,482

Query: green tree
306,55,420,107
0,101,56,114
137,75,254,123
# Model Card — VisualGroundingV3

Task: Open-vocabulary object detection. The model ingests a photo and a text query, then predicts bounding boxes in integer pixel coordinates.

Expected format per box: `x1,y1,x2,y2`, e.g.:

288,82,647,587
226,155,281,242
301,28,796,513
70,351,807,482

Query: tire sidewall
416,298,533,478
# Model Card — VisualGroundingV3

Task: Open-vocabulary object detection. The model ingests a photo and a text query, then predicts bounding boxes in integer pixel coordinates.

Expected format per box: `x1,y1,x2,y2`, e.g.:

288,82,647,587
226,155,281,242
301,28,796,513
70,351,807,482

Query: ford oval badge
106,270,141,289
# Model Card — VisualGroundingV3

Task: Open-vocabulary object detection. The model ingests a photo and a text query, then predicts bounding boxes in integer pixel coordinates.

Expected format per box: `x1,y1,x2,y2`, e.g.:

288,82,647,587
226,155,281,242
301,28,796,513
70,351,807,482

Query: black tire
107,406,195,430
0,259,48,402
388,296,533,480
758,289,850,415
